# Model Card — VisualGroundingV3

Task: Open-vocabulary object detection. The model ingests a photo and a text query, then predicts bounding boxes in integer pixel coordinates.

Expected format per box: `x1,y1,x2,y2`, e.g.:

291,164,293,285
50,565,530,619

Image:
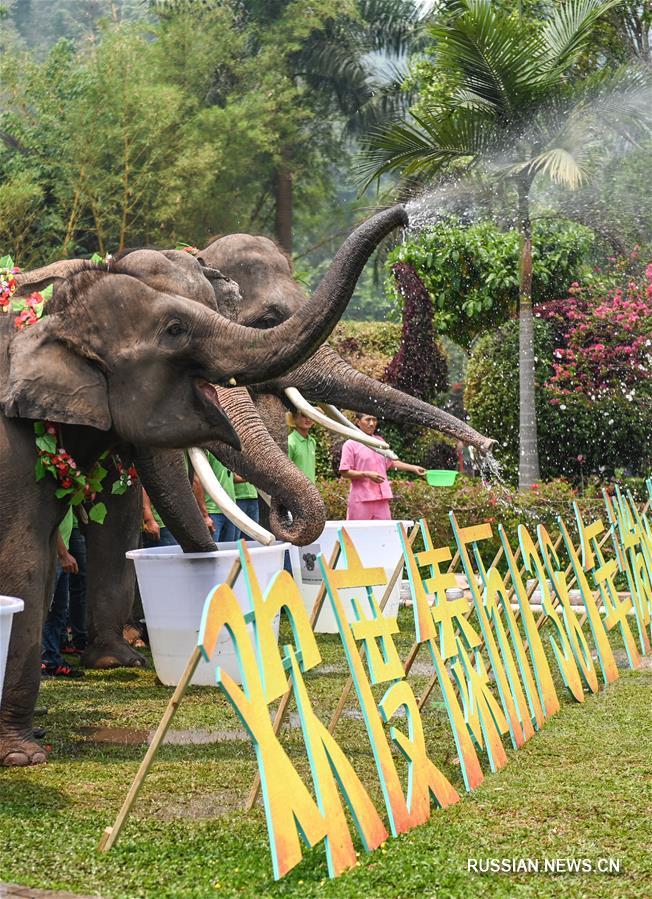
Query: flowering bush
538,257,652,401
466,256,652,482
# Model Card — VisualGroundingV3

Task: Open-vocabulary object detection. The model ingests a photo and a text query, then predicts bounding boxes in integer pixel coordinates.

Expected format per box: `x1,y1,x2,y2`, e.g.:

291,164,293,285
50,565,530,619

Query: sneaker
42,664,84,678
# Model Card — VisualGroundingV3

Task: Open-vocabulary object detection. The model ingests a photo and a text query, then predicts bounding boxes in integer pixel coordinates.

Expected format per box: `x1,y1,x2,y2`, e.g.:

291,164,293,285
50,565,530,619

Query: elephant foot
82,638,147,670
0,730,48,767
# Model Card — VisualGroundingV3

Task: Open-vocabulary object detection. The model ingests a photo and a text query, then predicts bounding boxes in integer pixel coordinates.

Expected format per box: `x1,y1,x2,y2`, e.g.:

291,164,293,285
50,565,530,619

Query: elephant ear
0,315,111,430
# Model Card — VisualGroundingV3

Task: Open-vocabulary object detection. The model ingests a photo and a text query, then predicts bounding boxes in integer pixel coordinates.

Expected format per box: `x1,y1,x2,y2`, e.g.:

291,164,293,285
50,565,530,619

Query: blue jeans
67,528,87,649
42,563,69,668
234,498,260,541
143,526,178,549
210,513,237,543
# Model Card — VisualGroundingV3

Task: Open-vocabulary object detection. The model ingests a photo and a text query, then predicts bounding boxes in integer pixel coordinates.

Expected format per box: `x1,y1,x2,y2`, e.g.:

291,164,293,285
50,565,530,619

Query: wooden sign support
98,558,242,852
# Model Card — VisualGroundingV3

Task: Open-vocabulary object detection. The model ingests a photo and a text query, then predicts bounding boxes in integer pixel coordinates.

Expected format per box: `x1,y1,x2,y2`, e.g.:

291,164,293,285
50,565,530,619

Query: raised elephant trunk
277,344,495,453
213,205,407,384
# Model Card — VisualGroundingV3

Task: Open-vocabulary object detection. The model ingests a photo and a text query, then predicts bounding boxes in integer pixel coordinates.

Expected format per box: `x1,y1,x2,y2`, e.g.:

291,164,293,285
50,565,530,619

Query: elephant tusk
318,403,357,429
318,403,398,459
188,448,275,546
258,489,272,507
284,388,389,450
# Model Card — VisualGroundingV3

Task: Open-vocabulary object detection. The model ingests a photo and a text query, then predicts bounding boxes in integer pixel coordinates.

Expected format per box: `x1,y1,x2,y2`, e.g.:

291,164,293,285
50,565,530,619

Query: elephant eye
166,319,187,337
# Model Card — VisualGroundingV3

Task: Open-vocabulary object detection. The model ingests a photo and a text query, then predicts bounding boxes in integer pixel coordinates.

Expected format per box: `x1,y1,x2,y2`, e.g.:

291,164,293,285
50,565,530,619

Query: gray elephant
0,209,396,765
197,232,493,464
74,207,493,680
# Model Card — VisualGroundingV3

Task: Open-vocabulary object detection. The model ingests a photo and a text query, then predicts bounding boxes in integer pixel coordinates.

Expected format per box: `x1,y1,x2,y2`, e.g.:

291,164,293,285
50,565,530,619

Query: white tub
0,596,24,705
289,520,413,633
127,541,289,686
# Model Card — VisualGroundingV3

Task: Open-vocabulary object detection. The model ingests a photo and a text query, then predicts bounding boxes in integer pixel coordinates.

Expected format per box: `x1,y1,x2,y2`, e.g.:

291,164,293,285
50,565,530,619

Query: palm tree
358,0,650,488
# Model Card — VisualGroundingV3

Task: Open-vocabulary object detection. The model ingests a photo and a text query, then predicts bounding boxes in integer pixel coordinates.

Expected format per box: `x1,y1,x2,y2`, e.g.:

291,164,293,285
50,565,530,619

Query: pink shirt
339,438,395,502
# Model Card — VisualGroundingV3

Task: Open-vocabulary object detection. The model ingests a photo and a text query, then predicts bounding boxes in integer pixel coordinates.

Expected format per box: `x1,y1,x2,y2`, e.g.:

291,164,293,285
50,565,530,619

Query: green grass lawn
1,611,650,899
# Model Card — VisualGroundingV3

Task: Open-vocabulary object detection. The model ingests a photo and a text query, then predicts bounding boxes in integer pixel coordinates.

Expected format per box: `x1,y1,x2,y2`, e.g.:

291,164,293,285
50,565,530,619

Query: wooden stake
98,558,242,852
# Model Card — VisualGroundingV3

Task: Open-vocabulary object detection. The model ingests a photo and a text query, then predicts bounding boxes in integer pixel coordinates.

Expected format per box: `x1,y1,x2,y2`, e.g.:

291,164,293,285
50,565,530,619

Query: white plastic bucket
127,541,289,686
0,596,24,705
289,520,413,633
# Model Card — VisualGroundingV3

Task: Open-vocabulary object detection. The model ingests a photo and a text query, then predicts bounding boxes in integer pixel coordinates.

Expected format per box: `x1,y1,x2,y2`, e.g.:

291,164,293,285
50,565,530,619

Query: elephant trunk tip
479,436,498,454
269,501,324,547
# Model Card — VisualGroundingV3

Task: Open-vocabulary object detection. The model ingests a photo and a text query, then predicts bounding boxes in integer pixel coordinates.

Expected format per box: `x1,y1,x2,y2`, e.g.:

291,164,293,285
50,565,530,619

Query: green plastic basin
425,469,458,487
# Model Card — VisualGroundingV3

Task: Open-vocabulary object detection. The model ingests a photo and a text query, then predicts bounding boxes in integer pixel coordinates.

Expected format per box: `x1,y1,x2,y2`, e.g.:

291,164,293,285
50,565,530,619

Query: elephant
0,207,406,766
71,205,493,677
196,232,493,470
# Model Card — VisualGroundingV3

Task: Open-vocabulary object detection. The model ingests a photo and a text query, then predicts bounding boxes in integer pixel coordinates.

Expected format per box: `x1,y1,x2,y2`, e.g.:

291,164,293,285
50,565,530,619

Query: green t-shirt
58,507,74,549
234,480,258,500
288,429,317,484
203,453,236,514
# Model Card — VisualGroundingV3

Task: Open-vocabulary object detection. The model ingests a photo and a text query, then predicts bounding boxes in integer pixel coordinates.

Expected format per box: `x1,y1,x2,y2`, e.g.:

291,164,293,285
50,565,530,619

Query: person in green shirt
192,452,238,543
287,412,317,483
233,475,259,540
142,489,179,548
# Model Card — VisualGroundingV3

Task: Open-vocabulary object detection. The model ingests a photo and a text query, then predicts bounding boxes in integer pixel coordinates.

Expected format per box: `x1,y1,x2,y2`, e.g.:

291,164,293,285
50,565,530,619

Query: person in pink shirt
339,413,426,520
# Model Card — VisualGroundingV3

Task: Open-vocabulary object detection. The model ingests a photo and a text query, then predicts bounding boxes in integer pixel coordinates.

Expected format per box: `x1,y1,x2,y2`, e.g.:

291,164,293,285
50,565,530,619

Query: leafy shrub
318,475,604,560
386,218,595,347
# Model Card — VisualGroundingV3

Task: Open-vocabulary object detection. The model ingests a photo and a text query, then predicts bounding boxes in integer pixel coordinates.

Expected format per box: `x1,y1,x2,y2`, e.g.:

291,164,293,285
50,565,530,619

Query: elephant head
112,206,410,548
3,205,407,456
199,228,494,454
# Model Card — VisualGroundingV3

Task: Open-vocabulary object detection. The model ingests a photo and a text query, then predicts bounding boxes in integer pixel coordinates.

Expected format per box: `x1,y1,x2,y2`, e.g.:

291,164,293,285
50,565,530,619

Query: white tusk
318,403,397,459
189,448,275,546
285,387,389,450
318,403,356,429
258,490,271,506
376,447,399,461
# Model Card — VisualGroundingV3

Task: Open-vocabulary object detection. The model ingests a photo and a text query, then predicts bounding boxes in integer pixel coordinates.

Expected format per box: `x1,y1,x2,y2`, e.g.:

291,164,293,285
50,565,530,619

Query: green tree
359,0,650,488
154,0,421,253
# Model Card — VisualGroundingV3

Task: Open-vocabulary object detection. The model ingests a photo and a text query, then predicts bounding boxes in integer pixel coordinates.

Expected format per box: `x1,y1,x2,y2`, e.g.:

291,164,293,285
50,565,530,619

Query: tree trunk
274,145,293,255
517,184,540,489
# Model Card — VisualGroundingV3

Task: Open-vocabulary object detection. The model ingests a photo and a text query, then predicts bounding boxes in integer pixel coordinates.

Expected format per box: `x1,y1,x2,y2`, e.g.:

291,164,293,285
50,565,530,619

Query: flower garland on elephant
1,254,138,524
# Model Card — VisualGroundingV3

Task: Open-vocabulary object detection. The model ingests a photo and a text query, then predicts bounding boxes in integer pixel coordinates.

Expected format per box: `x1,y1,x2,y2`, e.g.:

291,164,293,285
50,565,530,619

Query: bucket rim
323,519,414,528
0,595,25,615
126,541,290,561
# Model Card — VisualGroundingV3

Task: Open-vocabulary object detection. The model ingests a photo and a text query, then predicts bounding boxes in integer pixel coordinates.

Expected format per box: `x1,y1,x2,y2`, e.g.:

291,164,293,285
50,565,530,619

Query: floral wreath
34,423,138,525
2,253,138,523
1,254,52,329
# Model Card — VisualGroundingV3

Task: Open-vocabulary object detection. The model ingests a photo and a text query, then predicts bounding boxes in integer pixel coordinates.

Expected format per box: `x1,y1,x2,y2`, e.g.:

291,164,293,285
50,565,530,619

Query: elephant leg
82,484,145,669
0,543,55,766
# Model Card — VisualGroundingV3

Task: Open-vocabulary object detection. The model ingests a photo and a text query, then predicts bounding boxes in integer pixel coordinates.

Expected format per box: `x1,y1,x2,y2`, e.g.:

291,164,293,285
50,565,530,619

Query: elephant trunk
205,387,326,546
278,344,495,452
134,447,215,552
213,206,407,385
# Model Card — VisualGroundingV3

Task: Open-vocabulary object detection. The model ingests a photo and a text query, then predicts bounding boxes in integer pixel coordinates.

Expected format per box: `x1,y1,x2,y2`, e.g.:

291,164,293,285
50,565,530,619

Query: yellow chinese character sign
194,486,652,882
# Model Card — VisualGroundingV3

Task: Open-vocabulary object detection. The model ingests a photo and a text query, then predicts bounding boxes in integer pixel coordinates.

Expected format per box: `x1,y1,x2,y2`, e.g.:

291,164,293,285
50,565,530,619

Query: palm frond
428,1,545,119
539,0,623,73
356,107,493,190
357,0,425,56
514,147,589,189
347,61,417,135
